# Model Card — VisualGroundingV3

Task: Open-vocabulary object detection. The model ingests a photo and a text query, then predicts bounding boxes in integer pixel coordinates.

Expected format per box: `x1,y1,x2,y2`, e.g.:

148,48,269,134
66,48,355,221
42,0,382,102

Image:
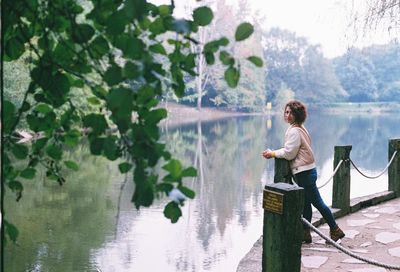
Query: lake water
4,111,400,272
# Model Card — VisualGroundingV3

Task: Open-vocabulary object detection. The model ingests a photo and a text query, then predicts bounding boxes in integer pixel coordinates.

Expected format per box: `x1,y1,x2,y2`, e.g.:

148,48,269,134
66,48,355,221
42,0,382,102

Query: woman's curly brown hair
285,100,307,125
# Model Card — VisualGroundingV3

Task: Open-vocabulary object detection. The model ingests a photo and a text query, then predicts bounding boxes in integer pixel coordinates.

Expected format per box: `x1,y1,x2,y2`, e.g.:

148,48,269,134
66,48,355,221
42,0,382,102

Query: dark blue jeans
294,168,338,230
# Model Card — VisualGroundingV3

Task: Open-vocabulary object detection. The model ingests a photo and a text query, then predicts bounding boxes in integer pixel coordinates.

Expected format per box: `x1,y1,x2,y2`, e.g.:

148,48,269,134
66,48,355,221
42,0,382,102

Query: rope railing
301,217,400,270
317,159,344,189
350,150,398,179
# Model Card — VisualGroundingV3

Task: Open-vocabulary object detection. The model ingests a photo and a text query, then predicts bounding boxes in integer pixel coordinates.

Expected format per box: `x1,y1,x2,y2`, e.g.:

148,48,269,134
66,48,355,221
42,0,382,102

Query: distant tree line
172,23,399,109
263,28,400,105
334,42,400,102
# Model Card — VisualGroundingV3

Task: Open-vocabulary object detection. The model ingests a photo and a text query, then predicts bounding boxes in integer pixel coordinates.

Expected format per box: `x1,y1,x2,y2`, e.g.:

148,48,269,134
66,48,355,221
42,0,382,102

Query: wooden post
332,145,352,214
262,183,304,272
274,158,292,183
388,139,400,197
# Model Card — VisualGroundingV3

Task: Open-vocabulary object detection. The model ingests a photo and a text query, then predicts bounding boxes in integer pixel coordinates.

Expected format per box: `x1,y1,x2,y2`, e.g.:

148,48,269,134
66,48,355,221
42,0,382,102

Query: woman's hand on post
262,149,275,159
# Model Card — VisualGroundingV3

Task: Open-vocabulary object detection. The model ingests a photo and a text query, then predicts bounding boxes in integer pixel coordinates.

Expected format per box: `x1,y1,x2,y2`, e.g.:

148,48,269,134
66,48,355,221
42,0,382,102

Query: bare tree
353,0,400,38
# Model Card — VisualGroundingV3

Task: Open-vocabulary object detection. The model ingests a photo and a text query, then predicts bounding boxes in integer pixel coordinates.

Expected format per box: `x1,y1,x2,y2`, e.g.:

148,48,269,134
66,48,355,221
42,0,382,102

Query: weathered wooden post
274,158,292,183
389,139,400,197
262,183,304,272
332,145,352,214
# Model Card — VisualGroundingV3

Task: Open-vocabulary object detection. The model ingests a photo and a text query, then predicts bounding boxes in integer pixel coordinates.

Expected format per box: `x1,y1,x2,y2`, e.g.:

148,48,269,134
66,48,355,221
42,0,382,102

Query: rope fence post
262,183,304,272
332,145,352,214
388,139,400,197
274,158,292,183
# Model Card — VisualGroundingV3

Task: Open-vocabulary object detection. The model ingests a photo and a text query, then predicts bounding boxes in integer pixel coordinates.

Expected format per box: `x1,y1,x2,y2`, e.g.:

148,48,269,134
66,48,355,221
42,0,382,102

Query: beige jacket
275,125,316,174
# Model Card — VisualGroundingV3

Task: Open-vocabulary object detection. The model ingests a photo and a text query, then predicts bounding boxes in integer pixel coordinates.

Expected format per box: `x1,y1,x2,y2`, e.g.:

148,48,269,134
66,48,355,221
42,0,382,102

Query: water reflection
4,112,400,272
4,147,122,271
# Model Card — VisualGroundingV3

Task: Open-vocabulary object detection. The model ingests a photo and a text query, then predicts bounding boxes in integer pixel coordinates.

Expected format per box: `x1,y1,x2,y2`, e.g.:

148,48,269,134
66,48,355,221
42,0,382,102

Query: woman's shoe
330,226,345,241
303,229,312,243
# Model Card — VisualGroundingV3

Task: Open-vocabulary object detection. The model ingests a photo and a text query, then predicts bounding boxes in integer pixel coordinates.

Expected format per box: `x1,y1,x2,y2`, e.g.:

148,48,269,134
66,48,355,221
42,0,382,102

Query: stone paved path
237,197,400,272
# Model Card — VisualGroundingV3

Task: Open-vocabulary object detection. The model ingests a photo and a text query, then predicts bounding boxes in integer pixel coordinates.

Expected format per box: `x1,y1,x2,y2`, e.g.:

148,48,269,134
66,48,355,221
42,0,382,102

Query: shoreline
159,101,400,127
159,102,261,127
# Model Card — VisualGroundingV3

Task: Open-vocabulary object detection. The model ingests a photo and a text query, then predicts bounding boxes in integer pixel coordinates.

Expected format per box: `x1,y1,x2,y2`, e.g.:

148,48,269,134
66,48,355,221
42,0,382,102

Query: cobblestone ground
237,197,400,272
302,197,400,271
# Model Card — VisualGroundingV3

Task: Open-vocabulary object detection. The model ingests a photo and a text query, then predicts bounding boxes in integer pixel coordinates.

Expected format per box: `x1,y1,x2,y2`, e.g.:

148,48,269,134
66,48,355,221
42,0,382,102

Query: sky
153,0,396,58
248,0,395,58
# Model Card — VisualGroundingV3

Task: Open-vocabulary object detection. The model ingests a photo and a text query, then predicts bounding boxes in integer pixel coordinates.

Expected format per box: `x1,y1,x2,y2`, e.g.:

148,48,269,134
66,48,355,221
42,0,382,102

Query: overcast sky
248,0,395,58
154,0,395,58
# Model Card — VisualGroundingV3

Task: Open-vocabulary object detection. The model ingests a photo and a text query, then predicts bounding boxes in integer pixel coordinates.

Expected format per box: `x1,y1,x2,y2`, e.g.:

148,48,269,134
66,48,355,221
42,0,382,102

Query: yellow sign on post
263,189,284,214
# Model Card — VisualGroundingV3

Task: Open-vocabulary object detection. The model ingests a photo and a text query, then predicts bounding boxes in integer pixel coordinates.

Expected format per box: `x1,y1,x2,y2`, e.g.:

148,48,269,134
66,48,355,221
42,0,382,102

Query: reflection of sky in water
93,195,263,272
318,158,388,206
93,113,399,272
6,112,400,272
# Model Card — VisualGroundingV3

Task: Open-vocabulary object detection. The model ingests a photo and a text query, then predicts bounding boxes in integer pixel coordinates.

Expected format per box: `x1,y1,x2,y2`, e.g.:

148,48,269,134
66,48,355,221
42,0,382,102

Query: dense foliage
261,28,399,106
334,42,400,102
3,0,262,242
262,28,348,105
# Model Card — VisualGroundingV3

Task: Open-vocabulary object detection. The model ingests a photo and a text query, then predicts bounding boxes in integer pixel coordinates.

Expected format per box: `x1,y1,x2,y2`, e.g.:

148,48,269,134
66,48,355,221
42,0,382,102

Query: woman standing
262,100,345,243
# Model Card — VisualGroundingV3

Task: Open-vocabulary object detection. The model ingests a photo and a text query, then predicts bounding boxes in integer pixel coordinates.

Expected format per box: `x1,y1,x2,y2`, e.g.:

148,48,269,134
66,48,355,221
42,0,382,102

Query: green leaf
219,51,234,66
33,70,70,108
8,180,23,201
64,160,79,171
224,66,240,88
118,162,133,173
33,138,48,153
64,129,81,146
89,137,104,155
204,41,219,53
72,24,95,43
53,41,75,65
193,6,213,26
91,86,108,100
235,22,254,41
158,5,172,16
90,36,109,58
149,43,167,55
87,97,101,105
163,201,182,223
123,62,141,79
106,11,128,35
149,17,166,35
50,72,70,102
178,185,195,199
12,144,29,160
103,136,119,161
4,221,19,243
132,173,155,208
35,103,53,113
54,16,70,32
204,51,215,65
20,168,36,179
162,159,182,180
4,100,16,133
21,101,31,112
123,0,146,21
83,114,108,135
5,37,25,60
144,108,168,125
107,87,134,132
216,37,229,46
8,180,23,191
181,167,197,177
46,144,62,161
247,56,263,67
114,34,145,60
104,65,124,86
